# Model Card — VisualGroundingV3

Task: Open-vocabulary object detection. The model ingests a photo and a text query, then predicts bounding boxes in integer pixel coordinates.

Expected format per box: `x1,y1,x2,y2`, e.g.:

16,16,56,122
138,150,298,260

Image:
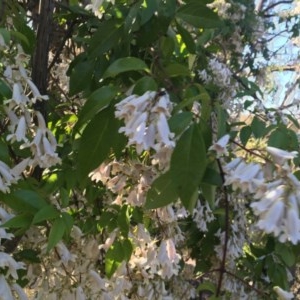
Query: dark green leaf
32,205,59,224
122,239,133,262
0,140,10,163
170,124,207,211
132,76,158,95
89,20,123,56
69,60,95,96
105,240,124,278
275,243,296,267
15,249,41,263
164,63,190,77
2,214,32,229
175,21,195,53
0,28,10,44
251,117,265,138
160,36,175,58
268,128,299,150
197,281,216,293
103,57,149,78
75,86,118,131
117,205,130,237
168,112,193,136
78,106,126,179
1,190,47,213
62,212,74,236
0,79,12,102
200,183,216,209
145,171,179,209
240,126,252,145
47,218,66,252
202,167,222,186
176,1,222,28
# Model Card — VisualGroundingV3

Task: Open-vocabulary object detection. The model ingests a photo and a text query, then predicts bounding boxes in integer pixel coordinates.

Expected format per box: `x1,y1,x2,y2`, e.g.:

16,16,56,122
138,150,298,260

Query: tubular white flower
273,286,294,300
115,90,175,155
209,134,230,157
257,200,285,235
0,275,14,300
12,283,28,300
266,146,298,164
0,252,25,279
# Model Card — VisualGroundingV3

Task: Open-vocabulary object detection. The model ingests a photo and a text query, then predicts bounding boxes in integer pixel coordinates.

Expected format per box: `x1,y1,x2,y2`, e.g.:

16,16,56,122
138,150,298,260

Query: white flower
26,79,49,102
75,286,86,300
157,239,180,279
7,116,28,143
11,283,28,300
0,275,14,300
0,252,25,279
55,242,76,264
115,90,175,155
209,134,230,157
256,200,285,235
273,286,294,300
266,146,298,164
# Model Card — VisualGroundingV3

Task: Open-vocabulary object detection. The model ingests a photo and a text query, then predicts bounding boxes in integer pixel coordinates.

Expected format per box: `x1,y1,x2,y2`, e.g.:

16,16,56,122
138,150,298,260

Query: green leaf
0,140,10,163
170,124,207,211
75,86,118,131
251,117,266,138
164,63,190,77
0,79,11,103
105,240,124,278
32,205,59,224
202,167,222,186
61,212,74,236
103,57,149,78
117,205,130,237
122,239,133,262
47,218,66,252
176,1,222,29
145,171,179,209
168,112,193,136
160,36,175,58
89,20,123,57
69,59,95,96
2,214,32,229
275,243,296,267
98,210,118,232
240,126,252,145
132,76,158,95
175,21,196,53
15,249,41,263
197,280,216,293
0,28,10,44
216,105,228,138
1,190,47,213
268,127,299,151
77,106,126,179
200,183,216,209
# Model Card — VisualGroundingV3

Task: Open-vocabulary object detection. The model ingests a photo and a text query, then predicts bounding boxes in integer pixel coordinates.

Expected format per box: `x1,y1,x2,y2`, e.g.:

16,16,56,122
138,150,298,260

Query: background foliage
0,0,300,299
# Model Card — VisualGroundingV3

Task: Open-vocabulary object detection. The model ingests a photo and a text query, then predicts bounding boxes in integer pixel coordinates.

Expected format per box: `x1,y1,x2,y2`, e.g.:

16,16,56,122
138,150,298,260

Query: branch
262,0,293,13
48,20,77,72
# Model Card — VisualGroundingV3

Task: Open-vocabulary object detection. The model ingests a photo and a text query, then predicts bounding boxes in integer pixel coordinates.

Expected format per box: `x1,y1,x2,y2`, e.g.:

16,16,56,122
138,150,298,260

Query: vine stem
216,159,230,297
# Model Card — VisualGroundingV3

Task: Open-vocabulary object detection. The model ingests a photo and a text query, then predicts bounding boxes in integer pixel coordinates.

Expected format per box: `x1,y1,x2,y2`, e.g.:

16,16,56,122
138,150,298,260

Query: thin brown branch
225,270,268,297
262,0,293,13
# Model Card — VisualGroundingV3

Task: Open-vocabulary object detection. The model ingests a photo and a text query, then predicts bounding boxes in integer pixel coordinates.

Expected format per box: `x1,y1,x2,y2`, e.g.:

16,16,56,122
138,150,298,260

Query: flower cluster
115,90,175,156
0,36,61,189
198,58,239,107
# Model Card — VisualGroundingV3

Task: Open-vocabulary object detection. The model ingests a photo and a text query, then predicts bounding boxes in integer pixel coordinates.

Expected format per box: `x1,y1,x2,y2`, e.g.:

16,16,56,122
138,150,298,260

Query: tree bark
32,0,54,119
